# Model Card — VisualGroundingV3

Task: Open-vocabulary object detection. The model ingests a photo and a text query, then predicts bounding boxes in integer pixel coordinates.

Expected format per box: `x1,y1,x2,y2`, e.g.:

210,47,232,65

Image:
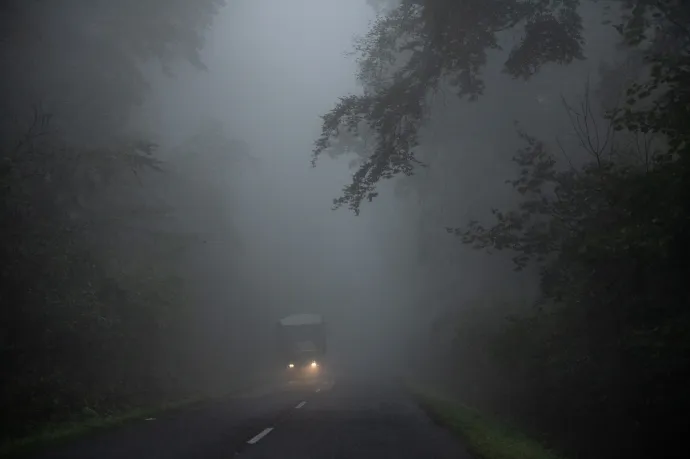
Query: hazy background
0,0,618,409
2,1,687,457
141,0,423,374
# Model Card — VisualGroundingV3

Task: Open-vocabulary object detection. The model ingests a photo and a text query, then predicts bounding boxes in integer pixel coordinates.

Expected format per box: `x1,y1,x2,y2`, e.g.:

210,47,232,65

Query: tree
0,1,230,439
313,0,687,215
0,0,226,143
313,0,585,214
312,0,690,455
0,113,167,436
445,75,690,458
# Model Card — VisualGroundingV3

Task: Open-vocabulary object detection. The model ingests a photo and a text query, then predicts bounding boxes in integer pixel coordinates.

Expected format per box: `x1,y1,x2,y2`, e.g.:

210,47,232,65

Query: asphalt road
35,376,472,459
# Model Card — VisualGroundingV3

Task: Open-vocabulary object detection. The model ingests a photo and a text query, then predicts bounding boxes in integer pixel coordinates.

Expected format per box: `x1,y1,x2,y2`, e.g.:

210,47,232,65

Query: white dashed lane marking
246,392,317,448
247,427,274,444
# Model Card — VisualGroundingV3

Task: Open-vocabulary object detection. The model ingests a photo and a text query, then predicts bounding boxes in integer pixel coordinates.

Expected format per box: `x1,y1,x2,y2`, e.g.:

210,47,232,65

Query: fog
169,0,408,374
3,0,417,396
3,1,686,457
130,0,613,381
0,0,615,394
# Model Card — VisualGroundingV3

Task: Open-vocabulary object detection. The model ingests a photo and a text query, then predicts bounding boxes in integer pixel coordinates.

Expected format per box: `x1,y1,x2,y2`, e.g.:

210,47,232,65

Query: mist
2,1,688,458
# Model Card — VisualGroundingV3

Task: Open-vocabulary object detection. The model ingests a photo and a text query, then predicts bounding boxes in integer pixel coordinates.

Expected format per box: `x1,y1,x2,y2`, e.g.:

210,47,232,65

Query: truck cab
276,313,326,380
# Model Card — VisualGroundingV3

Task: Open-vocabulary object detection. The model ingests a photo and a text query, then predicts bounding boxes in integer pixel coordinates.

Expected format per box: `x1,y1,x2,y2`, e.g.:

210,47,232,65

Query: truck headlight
288,363,295,368
310,361,318,368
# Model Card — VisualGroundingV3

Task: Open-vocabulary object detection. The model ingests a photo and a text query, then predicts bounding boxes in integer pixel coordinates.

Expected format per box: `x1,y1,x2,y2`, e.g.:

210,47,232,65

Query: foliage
0,1,234,442
0,114,169,438
0,0,226,142
447,60,690,459
313,0,690,216
313,0,586,214
414,389,566,459
323,0,690,456
0,111,257,442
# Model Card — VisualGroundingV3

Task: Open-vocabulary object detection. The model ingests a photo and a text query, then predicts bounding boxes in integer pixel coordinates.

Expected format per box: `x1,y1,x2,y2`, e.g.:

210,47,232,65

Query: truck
275,313,326,379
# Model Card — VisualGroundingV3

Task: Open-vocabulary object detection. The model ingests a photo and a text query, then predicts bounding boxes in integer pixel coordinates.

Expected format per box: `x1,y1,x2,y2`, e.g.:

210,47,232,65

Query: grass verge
411,386,566,459
0,377,273,458
0,396,214,458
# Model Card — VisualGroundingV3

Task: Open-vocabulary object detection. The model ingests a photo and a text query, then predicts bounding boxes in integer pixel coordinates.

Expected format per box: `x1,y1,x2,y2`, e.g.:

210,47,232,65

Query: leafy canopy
313,0,585,214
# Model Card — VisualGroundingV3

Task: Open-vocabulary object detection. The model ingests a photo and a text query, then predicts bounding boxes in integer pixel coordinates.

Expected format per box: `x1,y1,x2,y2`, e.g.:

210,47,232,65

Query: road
35,376,472,459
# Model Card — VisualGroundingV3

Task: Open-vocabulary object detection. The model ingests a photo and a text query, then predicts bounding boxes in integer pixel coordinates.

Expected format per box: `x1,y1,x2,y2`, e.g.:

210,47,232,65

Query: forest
316,0,689,458
1,1,688,458
0,0,263,441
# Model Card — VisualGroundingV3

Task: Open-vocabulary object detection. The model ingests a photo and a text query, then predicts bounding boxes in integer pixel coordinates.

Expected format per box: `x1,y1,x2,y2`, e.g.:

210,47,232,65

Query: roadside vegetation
0,396,203,458
413,388,565,459
0,374,270,458
317,1,690,457
0,0,267,449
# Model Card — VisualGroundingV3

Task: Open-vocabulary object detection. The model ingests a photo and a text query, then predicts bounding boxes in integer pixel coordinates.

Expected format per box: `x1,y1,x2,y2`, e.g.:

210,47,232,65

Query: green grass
0,376,273,458
0,396,206,458
411,387,566,459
